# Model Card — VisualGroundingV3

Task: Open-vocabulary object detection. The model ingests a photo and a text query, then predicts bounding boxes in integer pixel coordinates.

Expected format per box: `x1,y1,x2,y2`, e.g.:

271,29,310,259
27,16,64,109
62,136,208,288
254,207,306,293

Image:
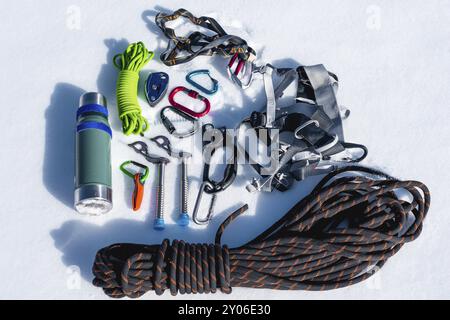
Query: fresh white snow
0,0,449,299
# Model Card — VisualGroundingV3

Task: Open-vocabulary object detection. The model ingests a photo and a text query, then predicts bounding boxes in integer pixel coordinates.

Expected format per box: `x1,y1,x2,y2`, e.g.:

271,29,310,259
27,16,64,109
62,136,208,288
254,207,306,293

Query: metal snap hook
192,181,217,225
227,53,257,89
186,69,219,95
168,86,211,118
160,106,200,139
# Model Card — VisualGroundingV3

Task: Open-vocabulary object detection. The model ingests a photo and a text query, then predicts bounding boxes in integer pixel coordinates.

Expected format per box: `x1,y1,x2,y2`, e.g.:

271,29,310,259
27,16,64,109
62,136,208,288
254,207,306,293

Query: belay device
145,72,169,107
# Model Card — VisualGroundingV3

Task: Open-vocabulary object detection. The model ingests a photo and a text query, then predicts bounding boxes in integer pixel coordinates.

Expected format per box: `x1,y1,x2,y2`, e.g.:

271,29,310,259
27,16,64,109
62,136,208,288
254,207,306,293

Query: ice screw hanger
119,161,149,211
186,69,219,95
168,86,211,118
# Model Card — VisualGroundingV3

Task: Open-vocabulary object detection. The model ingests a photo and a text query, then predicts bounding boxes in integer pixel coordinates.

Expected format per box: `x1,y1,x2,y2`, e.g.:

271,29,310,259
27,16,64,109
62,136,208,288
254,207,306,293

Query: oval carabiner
192,181,217,225
160,106,200,139
168,86,211,118
186,69,219,95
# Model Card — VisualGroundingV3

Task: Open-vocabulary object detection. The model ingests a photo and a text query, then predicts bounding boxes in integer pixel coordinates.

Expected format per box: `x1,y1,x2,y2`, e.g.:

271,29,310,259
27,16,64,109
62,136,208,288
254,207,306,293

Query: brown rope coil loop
92,165,430,298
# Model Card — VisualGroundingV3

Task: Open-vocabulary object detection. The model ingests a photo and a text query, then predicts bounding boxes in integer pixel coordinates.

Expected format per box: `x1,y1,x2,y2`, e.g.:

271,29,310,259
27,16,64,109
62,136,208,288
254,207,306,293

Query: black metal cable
92,165,430,298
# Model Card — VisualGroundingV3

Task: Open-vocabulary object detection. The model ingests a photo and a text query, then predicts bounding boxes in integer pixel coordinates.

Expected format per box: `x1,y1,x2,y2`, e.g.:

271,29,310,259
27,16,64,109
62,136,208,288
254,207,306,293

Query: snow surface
0,0,449,299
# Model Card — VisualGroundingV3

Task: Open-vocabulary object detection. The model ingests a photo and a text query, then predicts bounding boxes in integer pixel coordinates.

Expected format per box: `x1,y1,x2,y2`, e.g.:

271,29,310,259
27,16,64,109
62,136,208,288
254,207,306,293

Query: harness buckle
168,86,211,118
294,120,320,140
291,150,322,163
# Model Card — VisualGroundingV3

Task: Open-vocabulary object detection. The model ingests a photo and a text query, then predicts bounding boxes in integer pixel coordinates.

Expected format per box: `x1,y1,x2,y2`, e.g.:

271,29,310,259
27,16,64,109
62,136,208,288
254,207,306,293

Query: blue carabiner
186,69,219,95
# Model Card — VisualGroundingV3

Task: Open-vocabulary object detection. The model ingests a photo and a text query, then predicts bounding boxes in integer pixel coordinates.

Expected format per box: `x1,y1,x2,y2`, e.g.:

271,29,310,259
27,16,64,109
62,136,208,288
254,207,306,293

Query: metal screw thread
181,160,189,214
156,164,165,219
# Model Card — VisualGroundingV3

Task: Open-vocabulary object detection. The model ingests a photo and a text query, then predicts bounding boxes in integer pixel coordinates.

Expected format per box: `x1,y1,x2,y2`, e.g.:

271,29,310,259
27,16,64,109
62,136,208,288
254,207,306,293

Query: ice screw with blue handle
149,135,192,226
185,69,219,95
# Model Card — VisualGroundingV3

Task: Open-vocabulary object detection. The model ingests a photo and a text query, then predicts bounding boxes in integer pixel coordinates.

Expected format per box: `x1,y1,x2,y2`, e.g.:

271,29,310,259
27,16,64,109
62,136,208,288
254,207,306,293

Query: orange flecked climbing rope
92,166,430,298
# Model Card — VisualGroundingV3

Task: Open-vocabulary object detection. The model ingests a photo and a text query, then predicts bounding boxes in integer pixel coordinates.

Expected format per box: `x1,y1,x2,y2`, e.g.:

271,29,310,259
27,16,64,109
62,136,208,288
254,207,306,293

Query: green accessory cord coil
113,42,154,135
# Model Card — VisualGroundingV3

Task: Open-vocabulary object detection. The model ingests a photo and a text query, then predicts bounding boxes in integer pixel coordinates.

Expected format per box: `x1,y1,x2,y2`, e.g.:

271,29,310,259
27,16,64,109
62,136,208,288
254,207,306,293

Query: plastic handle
132,174,145,211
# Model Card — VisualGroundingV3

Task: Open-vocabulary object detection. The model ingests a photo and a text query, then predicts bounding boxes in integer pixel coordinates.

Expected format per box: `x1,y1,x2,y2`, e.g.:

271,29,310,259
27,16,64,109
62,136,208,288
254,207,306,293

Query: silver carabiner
160,106,200,139
192,181,217,225
227,53,259,89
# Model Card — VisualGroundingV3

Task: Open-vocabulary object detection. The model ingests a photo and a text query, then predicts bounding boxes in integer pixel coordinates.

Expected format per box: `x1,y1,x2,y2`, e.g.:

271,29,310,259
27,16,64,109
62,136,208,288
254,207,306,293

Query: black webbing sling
155,8,256,66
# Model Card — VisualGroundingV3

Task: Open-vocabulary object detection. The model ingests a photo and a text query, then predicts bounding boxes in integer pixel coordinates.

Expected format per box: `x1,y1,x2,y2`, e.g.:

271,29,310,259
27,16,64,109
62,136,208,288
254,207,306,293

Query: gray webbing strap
263,65,276,128
302,65,340,131
274,68,298,99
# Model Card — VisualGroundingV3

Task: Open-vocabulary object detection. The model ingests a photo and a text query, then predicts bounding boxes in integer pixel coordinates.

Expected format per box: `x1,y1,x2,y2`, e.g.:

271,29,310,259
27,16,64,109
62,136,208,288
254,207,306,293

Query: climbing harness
119,161,149,211
114,42,154,135
238,63,368,192
168,86,211,118
155,8,256,88
186,70,219,95
149,135,193,226
145,72,169,107
193,124,238,225
160,106,200,139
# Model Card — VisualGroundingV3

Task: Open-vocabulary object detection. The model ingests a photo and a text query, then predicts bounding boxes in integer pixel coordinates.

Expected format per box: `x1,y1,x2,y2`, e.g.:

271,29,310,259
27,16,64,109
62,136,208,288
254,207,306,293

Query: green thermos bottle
74,92,113,215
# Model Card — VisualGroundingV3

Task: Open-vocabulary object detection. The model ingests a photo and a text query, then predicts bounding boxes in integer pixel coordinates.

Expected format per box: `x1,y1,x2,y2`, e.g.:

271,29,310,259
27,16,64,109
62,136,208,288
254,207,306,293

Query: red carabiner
168,86,211,118
228,53,246,76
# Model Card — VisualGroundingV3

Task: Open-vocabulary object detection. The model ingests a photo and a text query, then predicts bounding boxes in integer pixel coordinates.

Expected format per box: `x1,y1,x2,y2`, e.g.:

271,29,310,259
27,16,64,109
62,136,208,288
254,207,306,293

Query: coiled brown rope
92,166,430,298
